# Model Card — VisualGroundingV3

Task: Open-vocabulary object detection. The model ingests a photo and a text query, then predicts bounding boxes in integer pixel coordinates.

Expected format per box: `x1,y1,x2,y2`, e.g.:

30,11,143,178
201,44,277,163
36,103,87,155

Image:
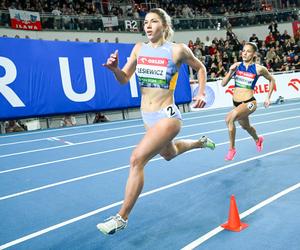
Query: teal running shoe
200,136,216,150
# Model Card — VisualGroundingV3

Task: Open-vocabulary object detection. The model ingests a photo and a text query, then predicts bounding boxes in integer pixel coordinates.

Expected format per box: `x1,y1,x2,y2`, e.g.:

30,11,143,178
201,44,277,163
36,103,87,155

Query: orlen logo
225,83,277,95
140,57,148,64
254,83,277,94
225,85,235,95
138,56,167,66
288,78,300,91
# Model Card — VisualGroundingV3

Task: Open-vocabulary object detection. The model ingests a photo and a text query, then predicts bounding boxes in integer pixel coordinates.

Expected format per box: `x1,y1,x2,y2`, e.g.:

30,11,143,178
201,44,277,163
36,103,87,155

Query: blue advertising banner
0,38,191,120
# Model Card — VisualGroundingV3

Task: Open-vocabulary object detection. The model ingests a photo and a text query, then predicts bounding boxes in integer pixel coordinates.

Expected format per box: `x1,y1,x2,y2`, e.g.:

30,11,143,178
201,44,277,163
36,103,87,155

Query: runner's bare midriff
233,87,254,102
141,88,174,112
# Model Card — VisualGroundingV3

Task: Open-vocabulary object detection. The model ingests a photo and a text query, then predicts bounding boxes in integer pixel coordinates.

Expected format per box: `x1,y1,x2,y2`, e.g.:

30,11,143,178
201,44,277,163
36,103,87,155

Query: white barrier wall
190,72,300,110
0,22,293,44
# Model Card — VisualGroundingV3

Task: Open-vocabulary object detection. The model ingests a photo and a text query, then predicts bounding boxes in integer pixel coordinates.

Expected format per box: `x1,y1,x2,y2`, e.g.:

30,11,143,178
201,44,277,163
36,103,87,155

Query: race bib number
164,105,178,118
247,102,255,111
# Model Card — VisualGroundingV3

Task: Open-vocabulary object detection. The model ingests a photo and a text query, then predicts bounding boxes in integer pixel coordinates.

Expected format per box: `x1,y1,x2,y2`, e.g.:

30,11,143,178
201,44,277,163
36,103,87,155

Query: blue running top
234,62,260,90
136,42,179,90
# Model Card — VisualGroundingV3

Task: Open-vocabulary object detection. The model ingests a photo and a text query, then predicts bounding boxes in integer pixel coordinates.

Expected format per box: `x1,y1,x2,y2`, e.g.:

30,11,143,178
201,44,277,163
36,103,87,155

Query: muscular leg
159,138,208,161
119,118,181,220
226,101,257,150
225,109,237,150
238,116,259,142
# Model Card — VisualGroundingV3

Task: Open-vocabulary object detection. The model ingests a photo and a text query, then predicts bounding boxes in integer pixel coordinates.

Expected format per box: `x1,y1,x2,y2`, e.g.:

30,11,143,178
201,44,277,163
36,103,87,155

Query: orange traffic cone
221,195,248,232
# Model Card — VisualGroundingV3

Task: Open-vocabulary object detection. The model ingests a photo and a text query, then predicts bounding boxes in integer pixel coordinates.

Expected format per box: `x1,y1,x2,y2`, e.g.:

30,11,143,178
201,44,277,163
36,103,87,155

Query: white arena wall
0,22,294,44
190,72,300,111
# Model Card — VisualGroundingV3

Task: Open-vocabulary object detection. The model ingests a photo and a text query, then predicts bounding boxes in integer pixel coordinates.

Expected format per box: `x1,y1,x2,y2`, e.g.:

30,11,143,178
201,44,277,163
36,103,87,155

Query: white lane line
0,101,299,141
0,107,225,141
0,162,129,201
181,182,300,250
1,126,300,201
63,141,74,145
1,123,300,176
0,124,145,147
0,117,145,139
1,105,299,147
1,114,299,159
50,137,74,145
0,144,299,250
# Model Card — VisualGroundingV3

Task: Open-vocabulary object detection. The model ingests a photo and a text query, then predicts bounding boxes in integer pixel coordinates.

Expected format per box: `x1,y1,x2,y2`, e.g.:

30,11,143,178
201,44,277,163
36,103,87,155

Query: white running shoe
97,214,128,235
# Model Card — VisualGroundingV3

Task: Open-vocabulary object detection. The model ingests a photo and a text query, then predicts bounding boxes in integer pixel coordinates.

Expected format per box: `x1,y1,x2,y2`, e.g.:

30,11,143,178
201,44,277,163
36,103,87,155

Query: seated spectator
216,61,226,77
203,36,211,47
249,33,259,44
266,47,277,62
294,29,300,43
193,44,203,60
265,32,275,48
188,40,195,51
5,120,26,133
222,51,230,64
210,72,217,79
265,59,273,71
93,112,110,123
272,58,283,72
182,4,194,18
62,115,76,127
291,54,300,69
194,37,201,46
273,31,282,43
281,56,289,71
258,41,267,58
275,44,284,58
210,62,218,76
255,56,262,65
209,43,217,56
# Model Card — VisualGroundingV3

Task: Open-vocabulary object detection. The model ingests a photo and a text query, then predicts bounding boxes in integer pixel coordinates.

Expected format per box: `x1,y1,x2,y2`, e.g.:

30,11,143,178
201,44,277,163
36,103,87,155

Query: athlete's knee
240,123,250,130
130,151,146,170
225,113,234,125
225,115,235,129
160,151,175,161
238,121,252,131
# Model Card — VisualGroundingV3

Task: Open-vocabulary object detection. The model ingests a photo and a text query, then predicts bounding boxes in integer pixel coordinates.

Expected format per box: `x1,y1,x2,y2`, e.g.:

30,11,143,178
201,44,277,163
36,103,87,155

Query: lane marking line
0,144,299,249
1,125,300,177
1,106,300,147
181,182,300,250
0,114,300,159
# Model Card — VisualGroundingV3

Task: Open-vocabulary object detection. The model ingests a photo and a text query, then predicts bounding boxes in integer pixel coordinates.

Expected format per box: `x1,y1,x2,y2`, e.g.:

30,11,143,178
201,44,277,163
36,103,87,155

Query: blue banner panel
0,38,191,120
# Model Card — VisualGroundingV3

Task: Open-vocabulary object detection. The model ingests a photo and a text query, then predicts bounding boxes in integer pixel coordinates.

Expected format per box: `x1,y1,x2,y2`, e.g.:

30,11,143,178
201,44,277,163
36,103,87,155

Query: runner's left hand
192,94,206,108
264,98,271,108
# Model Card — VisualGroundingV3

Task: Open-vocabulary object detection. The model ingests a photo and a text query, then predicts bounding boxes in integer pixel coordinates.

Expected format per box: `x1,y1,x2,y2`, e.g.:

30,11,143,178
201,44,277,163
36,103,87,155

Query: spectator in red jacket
265,32,275,48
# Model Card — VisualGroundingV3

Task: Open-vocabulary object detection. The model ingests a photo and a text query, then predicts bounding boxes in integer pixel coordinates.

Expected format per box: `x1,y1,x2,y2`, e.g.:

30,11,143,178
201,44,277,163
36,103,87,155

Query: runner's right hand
103,50,119,71
229,62,241,73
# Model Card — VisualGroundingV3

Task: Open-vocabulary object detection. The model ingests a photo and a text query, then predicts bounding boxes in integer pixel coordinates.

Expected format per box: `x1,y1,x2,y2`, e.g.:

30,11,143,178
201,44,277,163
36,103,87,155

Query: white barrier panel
190,72,300,111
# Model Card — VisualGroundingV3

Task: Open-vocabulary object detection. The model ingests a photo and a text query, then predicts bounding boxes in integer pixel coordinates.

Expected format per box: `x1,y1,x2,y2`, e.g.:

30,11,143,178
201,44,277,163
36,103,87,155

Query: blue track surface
1,101,300,250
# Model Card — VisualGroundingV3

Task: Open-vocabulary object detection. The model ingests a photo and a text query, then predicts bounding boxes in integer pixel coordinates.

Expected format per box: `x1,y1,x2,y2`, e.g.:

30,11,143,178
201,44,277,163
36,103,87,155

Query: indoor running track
1,100,300,250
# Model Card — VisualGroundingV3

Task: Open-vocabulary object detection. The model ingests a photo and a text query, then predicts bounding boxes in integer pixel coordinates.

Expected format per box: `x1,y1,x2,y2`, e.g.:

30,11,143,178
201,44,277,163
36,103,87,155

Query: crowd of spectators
0,0,299,17
1,19,300,78
4,120,27,133
0,0,299,31
188,22,300,79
